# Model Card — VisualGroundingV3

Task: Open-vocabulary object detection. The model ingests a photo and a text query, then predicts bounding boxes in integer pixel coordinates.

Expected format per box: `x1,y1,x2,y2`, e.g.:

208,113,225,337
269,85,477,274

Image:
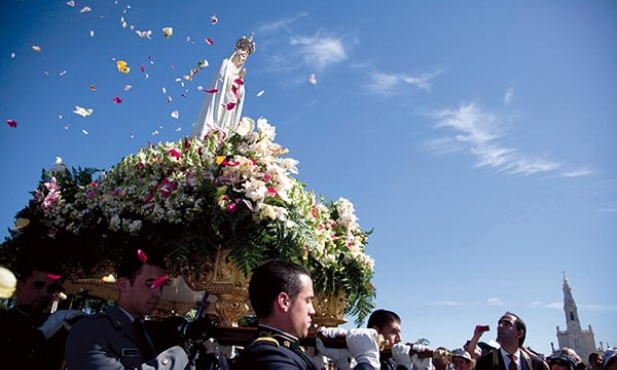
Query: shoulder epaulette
254,337,280,347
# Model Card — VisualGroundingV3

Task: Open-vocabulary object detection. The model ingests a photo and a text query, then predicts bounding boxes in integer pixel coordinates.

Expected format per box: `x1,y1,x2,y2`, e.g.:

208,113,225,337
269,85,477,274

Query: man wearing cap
548,354,577,370
475,312,545,370
604,348,617,370
451,348,475,370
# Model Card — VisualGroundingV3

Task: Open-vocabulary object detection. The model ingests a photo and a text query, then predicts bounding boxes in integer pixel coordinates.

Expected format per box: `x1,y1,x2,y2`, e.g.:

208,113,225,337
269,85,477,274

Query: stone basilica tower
555,274,597,363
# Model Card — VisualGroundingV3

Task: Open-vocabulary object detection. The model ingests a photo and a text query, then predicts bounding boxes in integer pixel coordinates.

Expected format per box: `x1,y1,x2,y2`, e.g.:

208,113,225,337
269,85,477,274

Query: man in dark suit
231,259,381,370
65,249,214,370
475,312,546,370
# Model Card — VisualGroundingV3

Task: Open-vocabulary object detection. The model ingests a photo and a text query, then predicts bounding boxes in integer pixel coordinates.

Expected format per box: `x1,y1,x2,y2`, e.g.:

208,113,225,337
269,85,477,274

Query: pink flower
226,203,237,213
167,148,181,159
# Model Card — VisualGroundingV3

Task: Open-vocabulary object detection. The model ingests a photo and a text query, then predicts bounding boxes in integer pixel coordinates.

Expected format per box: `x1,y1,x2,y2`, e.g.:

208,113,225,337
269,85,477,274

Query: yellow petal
216,156,226,165
162,27,173,38
14,218,30,229
0,267,17,298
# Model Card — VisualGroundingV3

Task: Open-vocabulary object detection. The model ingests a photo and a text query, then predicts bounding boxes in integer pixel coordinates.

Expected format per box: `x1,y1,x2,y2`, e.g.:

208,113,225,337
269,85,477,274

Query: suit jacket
476,348,545,370
65,304,191,370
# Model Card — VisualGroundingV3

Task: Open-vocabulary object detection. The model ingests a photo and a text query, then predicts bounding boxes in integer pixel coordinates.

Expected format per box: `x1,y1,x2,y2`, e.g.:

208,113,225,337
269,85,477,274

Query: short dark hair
367,309,401,330
248,259,311,318
117,248,166,285
504,311,526,346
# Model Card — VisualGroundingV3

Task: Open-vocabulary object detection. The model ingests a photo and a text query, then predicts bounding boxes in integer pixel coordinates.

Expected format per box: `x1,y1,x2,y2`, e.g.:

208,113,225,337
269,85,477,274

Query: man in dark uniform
65,249,215,370
0,262,85,370
231,259,381,370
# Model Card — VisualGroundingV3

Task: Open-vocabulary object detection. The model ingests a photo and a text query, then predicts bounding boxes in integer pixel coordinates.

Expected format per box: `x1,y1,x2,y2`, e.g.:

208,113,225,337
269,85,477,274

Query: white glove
345,328,380,369
393,343,413,370
411,344,434,370
316,327,352,370
38,309,86,339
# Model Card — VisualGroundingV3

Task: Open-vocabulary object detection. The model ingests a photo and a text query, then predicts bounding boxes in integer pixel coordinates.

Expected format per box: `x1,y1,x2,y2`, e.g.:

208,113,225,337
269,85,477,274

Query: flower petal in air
216,156,226,165
32,45,42,52
150,275,168,289
6,119,17,128
79,6,91,13
113,97,122,104
210,15,218,25
137,249,148,263
140,64,145,72
225,102,236,110
116,60,130,74
162,27,173,38
46,274,62,281
205,38,213,45
256,90,265,97
73,105,94,117
171,110,179,119
309,73,317,85
205,88,219,94
234,79,244,86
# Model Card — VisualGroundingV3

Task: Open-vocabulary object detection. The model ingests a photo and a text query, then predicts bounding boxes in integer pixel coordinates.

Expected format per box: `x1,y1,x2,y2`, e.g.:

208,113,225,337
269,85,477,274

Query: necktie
133,319,155,360
508,354,518,370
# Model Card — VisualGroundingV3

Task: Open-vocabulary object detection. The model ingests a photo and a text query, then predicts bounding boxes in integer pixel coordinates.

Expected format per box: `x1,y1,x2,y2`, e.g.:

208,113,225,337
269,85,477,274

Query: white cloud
527,301,617,312
428,102,563,176
578,304,617,312
429,300,464,306
487,297,505,306
257,13,308,33
366,69,442,95
596,208,617,213
289,33,347,70
562,167,593,177
527,301,562,309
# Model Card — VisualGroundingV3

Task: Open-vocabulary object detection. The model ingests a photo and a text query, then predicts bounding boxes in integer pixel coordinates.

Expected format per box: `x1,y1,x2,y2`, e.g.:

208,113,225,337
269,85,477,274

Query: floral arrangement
0,117,375,324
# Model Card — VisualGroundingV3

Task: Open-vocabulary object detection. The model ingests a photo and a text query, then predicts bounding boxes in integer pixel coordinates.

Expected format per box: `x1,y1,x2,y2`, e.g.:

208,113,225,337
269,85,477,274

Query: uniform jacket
476,348,545,370
231,325,322,370
65,304,191,370
0,306,68,370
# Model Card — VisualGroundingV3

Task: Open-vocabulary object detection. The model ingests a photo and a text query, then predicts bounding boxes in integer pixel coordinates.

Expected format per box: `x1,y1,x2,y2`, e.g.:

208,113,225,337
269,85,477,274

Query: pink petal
150,275,168,289
205,89,219,94
46,274,62,281
205,38,213,45
234,78,244,85
7,119,17,128
113,97,123,104
210,15,218,25
226,102,236,110
140,64,145,72
137,249,148,263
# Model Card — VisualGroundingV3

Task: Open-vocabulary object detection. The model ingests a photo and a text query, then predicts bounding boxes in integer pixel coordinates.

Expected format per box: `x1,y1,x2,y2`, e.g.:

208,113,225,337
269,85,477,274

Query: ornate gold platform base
312,290,347,327
185,247,251,326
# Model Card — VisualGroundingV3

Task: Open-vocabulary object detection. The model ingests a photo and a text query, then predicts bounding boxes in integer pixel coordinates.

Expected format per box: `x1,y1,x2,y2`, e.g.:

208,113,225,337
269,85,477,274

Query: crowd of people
0,254,614,370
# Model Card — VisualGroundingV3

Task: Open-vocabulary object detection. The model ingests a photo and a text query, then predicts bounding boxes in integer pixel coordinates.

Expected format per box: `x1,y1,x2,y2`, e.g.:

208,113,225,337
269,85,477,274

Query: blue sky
1,0,616,355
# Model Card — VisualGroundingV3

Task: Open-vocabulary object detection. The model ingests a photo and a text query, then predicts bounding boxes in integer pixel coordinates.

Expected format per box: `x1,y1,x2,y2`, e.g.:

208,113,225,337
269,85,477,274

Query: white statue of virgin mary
192,35,256,139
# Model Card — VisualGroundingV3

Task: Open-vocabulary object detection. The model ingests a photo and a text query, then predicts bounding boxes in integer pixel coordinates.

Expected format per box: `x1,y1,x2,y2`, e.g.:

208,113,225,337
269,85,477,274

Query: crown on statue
235,34,256,55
